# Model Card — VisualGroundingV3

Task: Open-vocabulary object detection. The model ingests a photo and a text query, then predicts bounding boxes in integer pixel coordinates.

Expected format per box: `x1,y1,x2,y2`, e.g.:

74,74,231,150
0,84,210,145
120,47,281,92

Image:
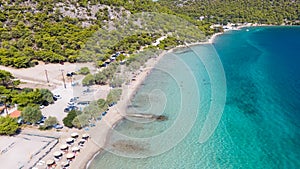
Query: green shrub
79,67,90,75
63,110,81,128
0,116,19,135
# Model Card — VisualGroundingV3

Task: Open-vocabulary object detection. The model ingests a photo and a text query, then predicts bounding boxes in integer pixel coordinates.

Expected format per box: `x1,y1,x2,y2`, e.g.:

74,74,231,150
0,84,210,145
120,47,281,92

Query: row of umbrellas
66,133,89,143
46,133,90,168
46,159,69,168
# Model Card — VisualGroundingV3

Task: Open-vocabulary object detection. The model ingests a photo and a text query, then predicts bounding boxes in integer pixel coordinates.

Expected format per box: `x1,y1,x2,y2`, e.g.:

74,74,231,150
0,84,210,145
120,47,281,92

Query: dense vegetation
107,89,122,104
0,116,19,135
43,116,58,129
21,105,42,124
63,98,110,129
63,110,81,128
0,70,54,109
0,0,97,68
158,0,300,25
0,0,299,68
78,67,90,75
62,90,122,129
82,62,120,86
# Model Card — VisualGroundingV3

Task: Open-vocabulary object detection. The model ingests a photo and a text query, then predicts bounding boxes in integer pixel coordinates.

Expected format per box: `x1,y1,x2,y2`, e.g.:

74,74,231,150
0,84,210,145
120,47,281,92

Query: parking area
41,84,110,125
42,85,74,124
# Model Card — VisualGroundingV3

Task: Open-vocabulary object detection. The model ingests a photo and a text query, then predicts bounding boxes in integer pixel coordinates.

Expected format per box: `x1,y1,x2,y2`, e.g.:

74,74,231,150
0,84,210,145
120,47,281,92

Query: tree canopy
0,116,19,135
40,89,54,105
78,67,90,75
158,0,300,25
63,110,82,128
44,116,58,128
0,70,55,109
21,105,43,124
72,114,90,129
0,0,298,68
0,70,15,87
107,89,122,104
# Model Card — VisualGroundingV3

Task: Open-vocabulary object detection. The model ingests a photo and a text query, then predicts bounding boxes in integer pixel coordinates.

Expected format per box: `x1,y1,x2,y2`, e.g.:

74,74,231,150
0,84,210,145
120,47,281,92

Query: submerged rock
112,140,148,153
126,113,168,122
156,115,168,121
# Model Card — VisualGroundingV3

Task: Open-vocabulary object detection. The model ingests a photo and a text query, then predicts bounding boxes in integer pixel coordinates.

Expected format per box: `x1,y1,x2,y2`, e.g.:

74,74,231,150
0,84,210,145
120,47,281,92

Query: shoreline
79,24,250,169
75,50,169,169
55,24,284,169
81,37,222,169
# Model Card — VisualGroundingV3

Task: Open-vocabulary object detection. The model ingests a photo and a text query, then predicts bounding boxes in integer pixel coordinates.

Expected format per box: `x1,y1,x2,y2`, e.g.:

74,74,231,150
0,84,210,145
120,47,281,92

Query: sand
0,62,95,89
11,23,265,169
60,32,225,169
67,50,168,169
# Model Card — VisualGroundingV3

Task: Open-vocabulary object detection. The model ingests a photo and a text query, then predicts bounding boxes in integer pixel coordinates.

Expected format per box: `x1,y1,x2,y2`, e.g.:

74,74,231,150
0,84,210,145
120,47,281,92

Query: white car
68,102,75,106
54,94,62,99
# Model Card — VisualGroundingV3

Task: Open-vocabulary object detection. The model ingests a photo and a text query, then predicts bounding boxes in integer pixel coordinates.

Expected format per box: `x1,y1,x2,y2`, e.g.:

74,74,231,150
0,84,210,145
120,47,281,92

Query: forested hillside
158,0,300,25
0,0,299,68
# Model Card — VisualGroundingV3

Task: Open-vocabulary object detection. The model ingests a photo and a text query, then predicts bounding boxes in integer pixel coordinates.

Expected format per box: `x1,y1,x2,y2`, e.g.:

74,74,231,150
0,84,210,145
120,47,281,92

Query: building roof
9,110,21,118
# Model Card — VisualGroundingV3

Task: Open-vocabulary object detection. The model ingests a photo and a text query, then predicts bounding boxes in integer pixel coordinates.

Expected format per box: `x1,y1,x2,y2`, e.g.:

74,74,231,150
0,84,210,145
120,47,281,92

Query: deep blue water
89,27,300,169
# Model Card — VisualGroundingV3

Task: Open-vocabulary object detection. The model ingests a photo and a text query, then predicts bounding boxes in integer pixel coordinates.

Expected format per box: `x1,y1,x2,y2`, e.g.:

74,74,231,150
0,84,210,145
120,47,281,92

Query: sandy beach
66,29,230,169
64,50,168,169
19,23,264,169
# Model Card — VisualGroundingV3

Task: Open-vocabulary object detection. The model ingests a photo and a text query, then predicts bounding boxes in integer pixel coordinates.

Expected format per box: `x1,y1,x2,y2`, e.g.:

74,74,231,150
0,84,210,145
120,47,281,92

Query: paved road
42,84,75,124
41,82,110,125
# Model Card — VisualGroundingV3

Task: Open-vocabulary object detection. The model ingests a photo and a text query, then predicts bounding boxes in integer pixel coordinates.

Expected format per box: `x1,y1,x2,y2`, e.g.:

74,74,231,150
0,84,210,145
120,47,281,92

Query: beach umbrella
66,138,74,143
60,144,68,150
79,139,86,143
66,153,75,159
61,161,69,167
46,159,55,166
71,132,79,138
72,146,80,152
53,151,62,157
82,133,89,139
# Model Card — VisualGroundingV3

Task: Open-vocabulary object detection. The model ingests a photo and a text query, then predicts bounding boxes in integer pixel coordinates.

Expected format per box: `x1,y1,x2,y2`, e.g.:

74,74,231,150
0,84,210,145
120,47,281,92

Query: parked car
69,105,78,109
64,108,70,113
41,116,47,121
39,105,45,109
17,118,23,124
83,88,91,93
109,102,116,107
64,106,78,112
53,124,63,129
66,72,76,77
102,111,107,116
68,102,75,106
54,94,62,99
77,101,90,106
36,116,46,124
69,97,79,103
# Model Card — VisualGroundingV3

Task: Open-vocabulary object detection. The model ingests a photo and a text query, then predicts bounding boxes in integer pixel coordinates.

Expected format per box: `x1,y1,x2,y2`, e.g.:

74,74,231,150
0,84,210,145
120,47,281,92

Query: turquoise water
89,27,300,169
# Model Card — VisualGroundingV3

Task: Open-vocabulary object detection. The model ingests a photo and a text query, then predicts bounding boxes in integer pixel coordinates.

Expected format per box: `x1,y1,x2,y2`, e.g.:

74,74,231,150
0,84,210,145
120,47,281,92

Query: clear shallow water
89,27,300,169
